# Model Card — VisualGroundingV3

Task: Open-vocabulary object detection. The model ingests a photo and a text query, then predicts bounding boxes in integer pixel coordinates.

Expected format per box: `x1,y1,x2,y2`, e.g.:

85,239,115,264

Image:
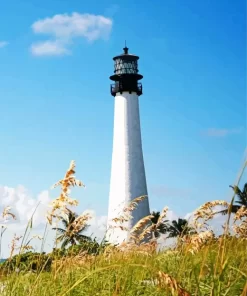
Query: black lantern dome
110,46,143,96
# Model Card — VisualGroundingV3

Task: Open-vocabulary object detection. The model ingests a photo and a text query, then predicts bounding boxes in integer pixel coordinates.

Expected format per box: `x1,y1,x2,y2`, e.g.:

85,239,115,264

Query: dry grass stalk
138,206,169,243
116,239,157,256
2,206,16,220
232,206,247,238
47,160,84,224
111,214,131,224
19,245,34,252
234,206,247,221
53,252,95,271
123,195,147,212
130,215,154,234
233,224,247,238
193,200,229,230
130,214,154,244
52,160,85,190
186,230,215,254
157,271,191,296
117,241,137,252
109,225,129,232
69,212,92,235
109,195,148,233
156,206,169,228
9,234,23,259
139,224,156,241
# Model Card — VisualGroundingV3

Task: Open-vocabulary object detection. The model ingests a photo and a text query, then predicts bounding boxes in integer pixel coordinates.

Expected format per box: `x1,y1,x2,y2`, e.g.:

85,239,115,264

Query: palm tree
218,183,247,215
167,218,196,238
52,208,91,249
150,211,169,238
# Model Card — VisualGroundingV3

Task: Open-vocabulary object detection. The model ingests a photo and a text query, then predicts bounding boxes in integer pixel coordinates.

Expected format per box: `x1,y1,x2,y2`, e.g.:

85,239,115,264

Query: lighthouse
106,45,150,245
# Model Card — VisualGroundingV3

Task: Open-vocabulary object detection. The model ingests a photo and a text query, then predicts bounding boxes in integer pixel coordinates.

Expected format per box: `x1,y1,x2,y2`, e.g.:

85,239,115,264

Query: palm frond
52,227,66,234
242,183,247,195
235,200,247,206
60,217,69,228
167,218,193,237
156,221,169,234
151,211,160,224
61,237,71,249
216,205,241,215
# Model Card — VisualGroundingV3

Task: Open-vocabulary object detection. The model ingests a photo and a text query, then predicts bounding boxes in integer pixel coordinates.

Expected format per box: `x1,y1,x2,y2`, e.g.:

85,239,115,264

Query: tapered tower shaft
106,46,150,244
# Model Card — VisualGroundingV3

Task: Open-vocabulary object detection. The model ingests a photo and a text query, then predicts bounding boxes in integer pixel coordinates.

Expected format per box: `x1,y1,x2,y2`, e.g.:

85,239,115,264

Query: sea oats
156,206,169,227
47,160,84,224
157,271,191,295
234,206,247,221
233,206,247,238
130,215,154,234
9,234,22,259
123,195,147,212
193,200,229,230
2,206,16,220
186,230,215,254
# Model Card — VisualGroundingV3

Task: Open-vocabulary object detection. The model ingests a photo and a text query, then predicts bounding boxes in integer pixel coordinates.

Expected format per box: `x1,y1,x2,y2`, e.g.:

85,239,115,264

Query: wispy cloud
201,127,244,137
0,41,8,48
30,12,113,56
31,40,70,56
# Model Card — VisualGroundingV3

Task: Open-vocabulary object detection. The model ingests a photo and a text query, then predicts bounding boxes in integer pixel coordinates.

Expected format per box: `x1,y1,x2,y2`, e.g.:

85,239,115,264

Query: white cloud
0,185,51,227
30,12,113,56
0,185,54,258
31,40,70,56
0,41,8,48
201,127,243,137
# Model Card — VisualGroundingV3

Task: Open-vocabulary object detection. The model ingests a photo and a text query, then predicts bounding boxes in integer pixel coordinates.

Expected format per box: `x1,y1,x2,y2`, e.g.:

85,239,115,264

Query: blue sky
0,0,246,223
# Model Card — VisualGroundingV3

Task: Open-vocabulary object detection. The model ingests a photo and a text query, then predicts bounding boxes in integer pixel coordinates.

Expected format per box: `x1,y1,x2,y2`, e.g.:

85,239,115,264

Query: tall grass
1,236,246,295
0,159,246,296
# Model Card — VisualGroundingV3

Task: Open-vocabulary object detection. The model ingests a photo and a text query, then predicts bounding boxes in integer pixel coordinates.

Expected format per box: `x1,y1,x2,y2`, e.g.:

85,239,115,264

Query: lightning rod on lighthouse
106,45,151,244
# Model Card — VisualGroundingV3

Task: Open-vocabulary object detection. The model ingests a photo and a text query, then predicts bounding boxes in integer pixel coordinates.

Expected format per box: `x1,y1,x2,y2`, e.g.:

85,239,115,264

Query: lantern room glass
114,58,138,75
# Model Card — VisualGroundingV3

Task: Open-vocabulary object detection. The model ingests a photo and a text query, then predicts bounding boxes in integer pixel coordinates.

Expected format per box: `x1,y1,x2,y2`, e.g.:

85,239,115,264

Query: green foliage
1,251,52,273
49,248,66,260
52,207,92,249
62,238,111,256
218,182,247,215
150,211,169,238
167,218,197,238
48,238,112,262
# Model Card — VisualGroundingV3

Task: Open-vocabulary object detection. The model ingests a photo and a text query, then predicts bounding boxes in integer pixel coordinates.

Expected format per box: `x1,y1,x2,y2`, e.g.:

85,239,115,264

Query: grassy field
0,236,246,295
0,159,246,295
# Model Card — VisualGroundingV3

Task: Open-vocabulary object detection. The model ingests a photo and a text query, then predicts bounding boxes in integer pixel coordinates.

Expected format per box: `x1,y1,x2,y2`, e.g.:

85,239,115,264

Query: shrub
1,251,52,273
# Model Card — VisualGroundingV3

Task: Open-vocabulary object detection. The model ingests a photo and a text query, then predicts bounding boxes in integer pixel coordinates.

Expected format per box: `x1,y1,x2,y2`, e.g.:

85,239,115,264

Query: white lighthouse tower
106,45,150,245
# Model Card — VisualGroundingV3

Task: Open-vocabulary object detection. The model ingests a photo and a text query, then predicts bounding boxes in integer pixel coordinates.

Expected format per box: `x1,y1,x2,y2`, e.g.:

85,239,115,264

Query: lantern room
110,46,143,96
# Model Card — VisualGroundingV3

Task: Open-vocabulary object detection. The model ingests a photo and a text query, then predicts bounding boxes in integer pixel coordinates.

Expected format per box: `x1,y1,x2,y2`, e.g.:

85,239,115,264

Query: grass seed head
193,200,229,230
47,160,84,224
157,271,191,295
2,206,16,220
